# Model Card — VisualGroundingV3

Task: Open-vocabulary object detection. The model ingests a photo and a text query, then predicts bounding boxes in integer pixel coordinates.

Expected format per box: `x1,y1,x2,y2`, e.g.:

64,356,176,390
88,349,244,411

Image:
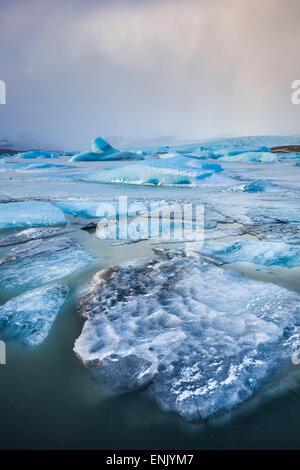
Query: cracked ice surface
74,256,300,421
0,237,96,291
0,284,69,347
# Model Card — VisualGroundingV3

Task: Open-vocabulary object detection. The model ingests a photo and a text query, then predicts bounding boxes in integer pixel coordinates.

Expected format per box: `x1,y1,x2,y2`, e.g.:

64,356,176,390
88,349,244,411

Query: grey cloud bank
0,0,299,150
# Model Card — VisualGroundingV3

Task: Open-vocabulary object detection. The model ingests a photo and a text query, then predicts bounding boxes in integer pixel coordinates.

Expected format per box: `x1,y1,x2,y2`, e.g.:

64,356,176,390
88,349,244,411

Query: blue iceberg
0,284,69,348
70,136,144,162
0,201,66,230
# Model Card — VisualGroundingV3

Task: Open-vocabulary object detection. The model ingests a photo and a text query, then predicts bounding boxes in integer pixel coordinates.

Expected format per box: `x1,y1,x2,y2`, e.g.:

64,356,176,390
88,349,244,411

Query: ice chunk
219,152,277,163
83,157,234,186
0,237,96,291
0,225,82,246
243,180,280,192
198,240,300,267
14,151,59,159
74,256,300,421
0,284,69,347
0,201,66,230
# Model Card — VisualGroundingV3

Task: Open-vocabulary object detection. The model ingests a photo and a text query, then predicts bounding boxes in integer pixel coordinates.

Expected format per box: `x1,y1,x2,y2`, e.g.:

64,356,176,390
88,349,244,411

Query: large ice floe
0,284,69,347
74,255,300,421
0,201,67,230
83,156,235,186
0,237,96,291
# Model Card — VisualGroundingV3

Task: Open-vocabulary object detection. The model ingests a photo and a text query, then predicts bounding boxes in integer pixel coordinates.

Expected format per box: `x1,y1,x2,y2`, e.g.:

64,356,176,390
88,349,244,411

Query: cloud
0,0,299,149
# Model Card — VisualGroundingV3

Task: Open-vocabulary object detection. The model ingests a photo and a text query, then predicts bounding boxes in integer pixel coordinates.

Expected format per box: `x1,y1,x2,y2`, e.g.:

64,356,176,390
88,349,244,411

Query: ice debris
0,284,69,347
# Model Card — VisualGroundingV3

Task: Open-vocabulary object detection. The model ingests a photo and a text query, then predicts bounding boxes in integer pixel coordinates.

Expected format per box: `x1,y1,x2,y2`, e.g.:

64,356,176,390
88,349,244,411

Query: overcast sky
0,0,299,150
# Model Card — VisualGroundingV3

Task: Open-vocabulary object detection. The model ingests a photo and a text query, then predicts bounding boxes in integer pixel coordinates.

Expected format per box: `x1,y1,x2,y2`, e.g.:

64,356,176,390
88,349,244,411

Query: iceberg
219,152,277,163
0,284,69,348
83,157,233,186
0,237,96,291
69,136,144,162
198,240,300,267
74,255,300,421
0,201,66,230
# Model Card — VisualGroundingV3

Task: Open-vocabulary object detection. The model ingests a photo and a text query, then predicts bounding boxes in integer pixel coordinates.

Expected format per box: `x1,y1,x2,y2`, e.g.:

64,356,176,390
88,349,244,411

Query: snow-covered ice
74,255,300,421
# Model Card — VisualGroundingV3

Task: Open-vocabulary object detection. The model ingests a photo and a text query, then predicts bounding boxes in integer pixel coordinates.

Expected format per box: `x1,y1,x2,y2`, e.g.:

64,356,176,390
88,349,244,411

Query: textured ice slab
0,222,95,247
0,284,69,347
0,201,66,230
199,240,300,267
74,256,300,421
83,157,235,186
219,152,277,163
0,237,96,291
14,151,59,159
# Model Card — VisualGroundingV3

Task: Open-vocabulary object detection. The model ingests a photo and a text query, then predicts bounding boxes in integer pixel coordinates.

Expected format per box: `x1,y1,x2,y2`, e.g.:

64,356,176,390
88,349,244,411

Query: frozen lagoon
0,134,300,447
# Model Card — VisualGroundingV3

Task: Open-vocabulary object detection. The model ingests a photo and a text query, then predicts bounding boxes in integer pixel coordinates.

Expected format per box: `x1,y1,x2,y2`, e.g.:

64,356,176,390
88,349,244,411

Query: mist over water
0,0,300,150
